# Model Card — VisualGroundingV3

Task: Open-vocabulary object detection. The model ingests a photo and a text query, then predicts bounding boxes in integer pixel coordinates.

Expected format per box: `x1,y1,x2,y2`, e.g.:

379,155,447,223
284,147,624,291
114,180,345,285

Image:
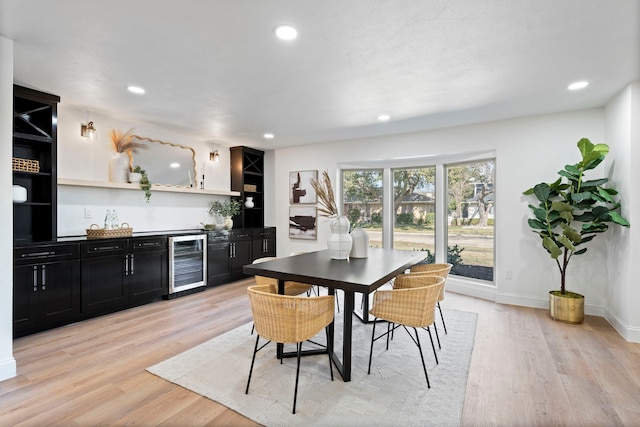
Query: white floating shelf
58,178,240,197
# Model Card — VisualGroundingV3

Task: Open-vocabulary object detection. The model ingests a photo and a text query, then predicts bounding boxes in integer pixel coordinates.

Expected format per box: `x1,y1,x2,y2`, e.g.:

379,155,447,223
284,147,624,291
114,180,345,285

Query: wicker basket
12,157,40,173
244,184,257,192
86,223,133,239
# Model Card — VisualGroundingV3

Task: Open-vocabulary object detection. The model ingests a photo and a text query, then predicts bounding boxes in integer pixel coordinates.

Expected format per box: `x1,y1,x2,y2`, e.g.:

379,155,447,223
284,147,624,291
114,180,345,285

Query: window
392,167,436,254
342,169,383,247
339,151,495,284
446,161,495,281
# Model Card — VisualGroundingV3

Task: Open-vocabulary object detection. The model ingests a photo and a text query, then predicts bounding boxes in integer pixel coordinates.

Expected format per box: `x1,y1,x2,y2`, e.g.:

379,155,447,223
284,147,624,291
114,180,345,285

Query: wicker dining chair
393,274,446,355
409,263,452,334
367,279,443,388
289,251,341,312
245,284,335,414
253,257,313,296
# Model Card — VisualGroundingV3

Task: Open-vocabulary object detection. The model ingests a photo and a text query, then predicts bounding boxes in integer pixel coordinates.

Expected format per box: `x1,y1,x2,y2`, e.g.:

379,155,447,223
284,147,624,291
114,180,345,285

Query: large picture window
339,151,495,285
446,160,495,281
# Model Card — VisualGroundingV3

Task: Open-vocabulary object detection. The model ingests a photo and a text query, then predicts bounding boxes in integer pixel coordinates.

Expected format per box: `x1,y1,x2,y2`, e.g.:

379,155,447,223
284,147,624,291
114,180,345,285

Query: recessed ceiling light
568,81,589,91
127,85,146,94
274,25,298,40
377,114,391,122
263,133,275,139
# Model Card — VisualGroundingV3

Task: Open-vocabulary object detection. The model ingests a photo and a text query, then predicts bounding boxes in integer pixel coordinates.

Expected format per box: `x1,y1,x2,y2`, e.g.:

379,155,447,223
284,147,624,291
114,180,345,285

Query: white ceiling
1,0,638,150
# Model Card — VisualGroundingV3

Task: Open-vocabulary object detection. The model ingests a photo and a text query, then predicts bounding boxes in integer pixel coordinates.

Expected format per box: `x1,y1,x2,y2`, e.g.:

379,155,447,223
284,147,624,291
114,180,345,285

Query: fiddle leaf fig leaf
597,187,614,202
561,223,581,243
557,235,575,251
527,218,546,230
559,211,574,222
533,183,550,202
551,201,572,212
571,192,592,203
543,236,562,259
609,211,630,227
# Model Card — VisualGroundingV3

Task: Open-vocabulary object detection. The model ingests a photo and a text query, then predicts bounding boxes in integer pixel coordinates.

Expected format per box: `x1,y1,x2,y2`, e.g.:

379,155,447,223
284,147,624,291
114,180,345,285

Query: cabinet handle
263,238,267,253
22,251,56,258
33,266,38,292
130,254,134,275
124,255,129,276
93,245,121,252
41,265,46,290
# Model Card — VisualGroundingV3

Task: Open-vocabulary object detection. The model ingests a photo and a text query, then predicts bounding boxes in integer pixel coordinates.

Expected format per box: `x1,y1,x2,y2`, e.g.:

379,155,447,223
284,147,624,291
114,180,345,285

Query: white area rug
148,308,477,426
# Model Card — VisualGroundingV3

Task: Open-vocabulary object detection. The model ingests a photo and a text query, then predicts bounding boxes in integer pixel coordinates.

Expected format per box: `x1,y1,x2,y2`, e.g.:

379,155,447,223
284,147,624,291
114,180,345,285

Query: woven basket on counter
86,223,133,239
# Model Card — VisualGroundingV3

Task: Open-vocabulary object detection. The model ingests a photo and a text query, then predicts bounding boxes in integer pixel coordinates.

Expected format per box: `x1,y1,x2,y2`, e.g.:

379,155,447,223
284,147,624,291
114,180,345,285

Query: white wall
56,105,236,235
0,36,16,381
605,82,640,341
274,109,619,316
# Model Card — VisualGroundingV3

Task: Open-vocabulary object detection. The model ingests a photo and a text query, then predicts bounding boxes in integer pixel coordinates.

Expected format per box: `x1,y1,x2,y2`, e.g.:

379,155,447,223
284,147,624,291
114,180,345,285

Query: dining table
243,248,425,382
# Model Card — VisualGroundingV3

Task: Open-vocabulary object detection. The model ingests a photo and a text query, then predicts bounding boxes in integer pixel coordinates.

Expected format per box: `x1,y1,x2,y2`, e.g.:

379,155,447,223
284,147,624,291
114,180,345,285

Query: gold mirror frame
129,135,197,188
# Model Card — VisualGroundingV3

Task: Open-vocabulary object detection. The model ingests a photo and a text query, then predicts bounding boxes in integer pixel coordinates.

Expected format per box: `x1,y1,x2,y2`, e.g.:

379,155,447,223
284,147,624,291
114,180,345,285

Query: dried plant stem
310,170,339,217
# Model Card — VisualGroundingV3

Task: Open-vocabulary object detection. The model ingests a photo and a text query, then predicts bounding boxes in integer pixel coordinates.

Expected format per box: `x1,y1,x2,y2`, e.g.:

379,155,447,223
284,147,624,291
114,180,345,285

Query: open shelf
58,178,240,197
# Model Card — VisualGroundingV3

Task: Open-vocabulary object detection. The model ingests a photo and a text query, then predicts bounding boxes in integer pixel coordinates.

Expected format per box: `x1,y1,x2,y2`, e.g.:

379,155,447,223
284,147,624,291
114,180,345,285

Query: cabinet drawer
81,239,127,257
129,236,167,252
14,243,80,265
252,227,275,239
229,229,252,241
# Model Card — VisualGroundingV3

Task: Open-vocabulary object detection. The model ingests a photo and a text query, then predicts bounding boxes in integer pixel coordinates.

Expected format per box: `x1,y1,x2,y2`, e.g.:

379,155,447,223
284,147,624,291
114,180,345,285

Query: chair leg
413,327,430,388
433,323,441,349
245,334,260,394
438,301,447,334
367,318,377,374
292,342,303,414
426,326,438,365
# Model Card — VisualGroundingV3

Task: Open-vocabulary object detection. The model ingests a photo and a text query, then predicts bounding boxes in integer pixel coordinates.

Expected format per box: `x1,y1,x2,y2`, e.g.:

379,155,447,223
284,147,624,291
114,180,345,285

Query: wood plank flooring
1,278,639,426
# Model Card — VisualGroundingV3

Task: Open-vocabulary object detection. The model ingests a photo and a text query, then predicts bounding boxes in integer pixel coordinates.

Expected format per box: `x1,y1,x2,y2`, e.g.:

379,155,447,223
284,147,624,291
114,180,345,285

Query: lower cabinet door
129,250,167,300
13,264,40,332
81,254,127,313
207,242,231,286
39,260,81,323
231,240,252,279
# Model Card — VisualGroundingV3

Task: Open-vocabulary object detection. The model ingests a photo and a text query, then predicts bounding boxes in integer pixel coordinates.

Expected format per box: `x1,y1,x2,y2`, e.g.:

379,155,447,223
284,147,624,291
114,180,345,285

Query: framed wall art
289,206,317,240
289,170,318,204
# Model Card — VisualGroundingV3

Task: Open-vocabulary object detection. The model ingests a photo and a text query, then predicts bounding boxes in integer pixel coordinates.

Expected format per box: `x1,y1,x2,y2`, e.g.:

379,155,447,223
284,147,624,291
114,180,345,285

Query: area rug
147,308,477,426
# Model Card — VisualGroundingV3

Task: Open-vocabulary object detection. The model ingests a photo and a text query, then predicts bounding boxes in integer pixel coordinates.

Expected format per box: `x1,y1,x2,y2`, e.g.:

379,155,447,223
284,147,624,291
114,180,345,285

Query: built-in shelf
58,178,240,197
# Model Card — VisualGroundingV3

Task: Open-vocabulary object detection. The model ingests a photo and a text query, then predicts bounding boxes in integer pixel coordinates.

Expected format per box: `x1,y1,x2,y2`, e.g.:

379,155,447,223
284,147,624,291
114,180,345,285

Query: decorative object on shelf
128,171,142,183
289,206,317,240
309,170,352,259
244,184,257,192
349,226,369,258
523,138,630,324
12,157,40,173
86,222,133,239
289,170,318,204
12,185,27,203
133,165,152,203
208,199,242,230
245,197,254,208
110,128,148,183
80,121,97,140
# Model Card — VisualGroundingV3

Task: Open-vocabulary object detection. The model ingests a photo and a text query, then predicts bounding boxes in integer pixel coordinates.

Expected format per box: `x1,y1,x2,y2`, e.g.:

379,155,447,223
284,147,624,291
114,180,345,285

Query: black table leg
277,279,285,359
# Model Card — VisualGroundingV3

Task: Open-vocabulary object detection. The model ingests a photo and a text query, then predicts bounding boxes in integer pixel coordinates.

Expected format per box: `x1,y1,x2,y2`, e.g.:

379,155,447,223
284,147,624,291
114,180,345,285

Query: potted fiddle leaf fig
523,138,629,323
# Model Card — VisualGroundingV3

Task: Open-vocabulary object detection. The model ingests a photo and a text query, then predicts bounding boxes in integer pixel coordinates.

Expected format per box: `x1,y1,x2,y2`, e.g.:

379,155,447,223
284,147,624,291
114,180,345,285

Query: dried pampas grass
110,128,148,153
310,170,339,217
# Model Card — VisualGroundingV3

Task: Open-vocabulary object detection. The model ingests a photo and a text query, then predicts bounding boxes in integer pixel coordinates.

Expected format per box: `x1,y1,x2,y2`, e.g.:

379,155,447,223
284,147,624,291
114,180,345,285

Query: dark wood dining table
243,248,425,382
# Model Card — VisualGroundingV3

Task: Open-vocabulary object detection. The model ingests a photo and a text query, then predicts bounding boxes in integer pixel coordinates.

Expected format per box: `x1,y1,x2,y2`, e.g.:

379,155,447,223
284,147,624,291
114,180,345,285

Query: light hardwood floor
1,279,639,426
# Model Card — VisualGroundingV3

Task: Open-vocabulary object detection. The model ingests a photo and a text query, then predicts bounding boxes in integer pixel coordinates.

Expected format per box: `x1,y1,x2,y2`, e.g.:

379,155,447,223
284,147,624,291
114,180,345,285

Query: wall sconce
81,121,97,140
209,150,220,162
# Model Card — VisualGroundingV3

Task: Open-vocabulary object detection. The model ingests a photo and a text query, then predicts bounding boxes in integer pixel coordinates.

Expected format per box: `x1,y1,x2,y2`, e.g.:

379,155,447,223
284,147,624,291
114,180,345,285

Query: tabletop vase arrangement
349,226,369,258
310,170,353,260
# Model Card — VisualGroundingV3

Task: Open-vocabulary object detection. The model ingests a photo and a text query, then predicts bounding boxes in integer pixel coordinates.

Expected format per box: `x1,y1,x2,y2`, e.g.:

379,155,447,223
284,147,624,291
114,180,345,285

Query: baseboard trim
0,356,16,382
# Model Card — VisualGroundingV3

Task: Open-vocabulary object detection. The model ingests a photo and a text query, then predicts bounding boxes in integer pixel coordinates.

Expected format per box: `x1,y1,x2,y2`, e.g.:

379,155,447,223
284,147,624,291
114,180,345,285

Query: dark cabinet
229,229,253,279
252,227,276,260
81,236,167,314
12,85,60,243
207,240,231,286
13,243,80,337
230,146,265,229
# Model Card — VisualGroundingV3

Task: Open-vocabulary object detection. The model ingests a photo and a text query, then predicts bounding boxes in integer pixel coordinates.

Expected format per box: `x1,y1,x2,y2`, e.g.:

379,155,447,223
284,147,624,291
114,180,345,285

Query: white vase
245,197,254,208
328,216,353,260
128,172,142,183
109,153,129,183
349,227,369,258
224,216,234,230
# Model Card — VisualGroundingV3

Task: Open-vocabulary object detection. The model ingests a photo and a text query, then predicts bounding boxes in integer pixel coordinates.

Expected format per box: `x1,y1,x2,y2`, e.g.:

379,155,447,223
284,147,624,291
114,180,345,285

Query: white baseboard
0,356,16,382
605,310,640,344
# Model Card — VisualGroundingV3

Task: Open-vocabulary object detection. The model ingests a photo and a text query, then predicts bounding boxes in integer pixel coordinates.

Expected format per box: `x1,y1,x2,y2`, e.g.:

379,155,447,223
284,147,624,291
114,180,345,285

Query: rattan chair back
369,280,443,328
252,257,313,296
247,285,335,344
409,263,452,301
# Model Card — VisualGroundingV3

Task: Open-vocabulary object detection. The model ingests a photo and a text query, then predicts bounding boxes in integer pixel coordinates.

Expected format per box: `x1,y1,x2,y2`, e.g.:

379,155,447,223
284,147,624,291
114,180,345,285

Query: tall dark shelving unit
12,85,60,243
230,146,264,229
